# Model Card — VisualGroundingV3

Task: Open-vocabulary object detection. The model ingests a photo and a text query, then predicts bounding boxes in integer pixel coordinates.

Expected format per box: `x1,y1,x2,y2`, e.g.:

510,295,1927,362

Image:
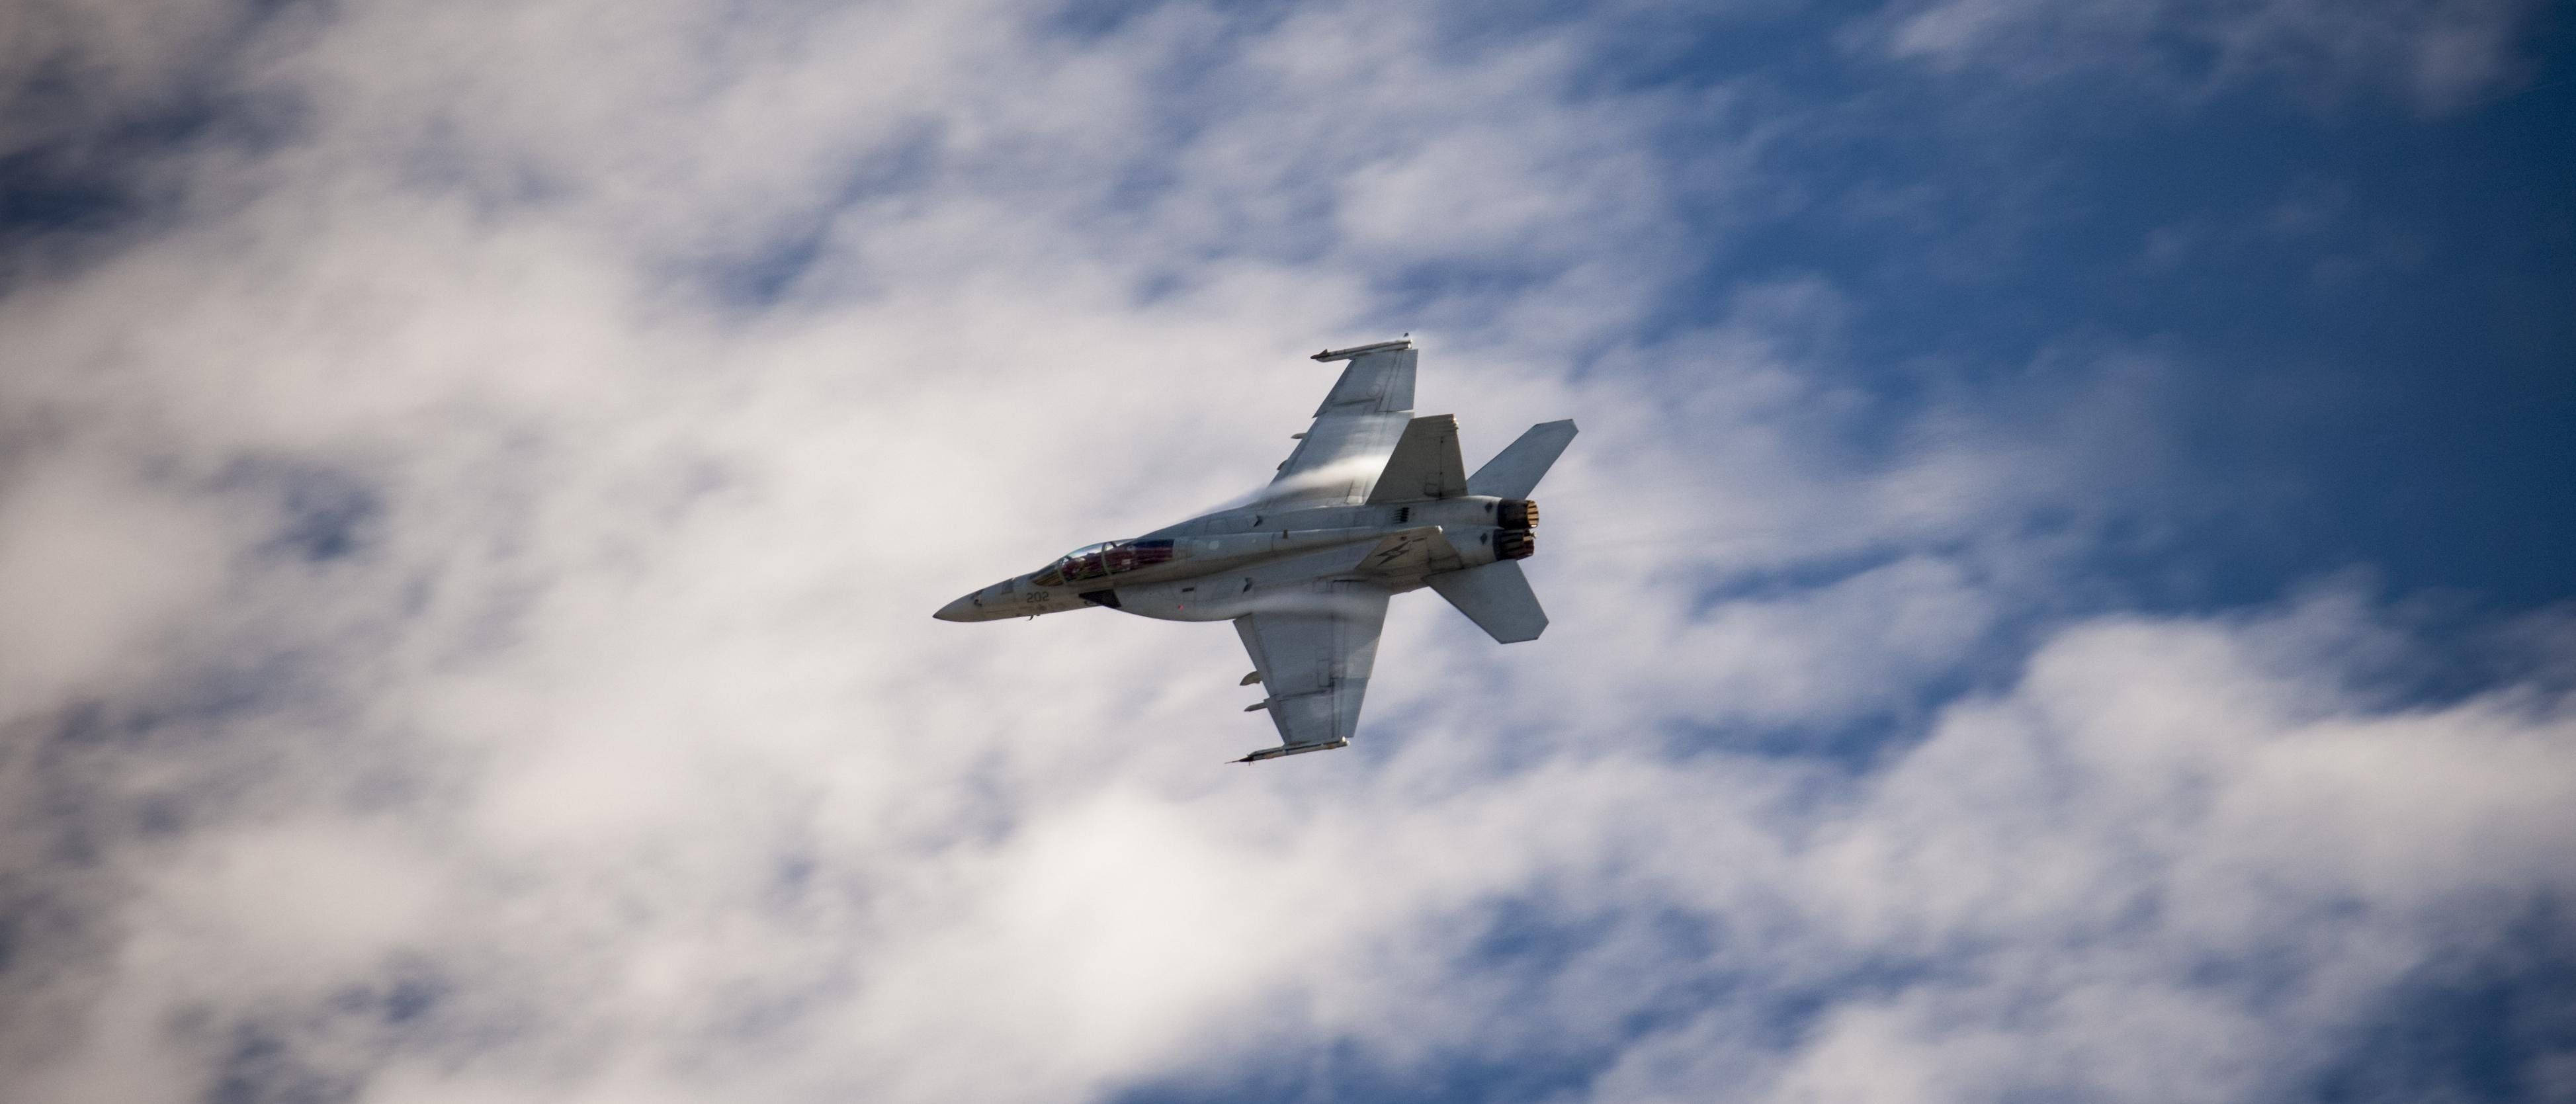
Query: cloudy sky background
3,1,2573,1101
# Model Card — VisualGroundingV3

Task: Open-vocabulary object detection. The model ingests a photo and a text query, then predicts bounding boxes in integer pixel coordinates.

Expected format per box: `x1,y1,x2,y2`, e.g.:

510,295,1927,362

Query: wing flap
1232,581,1391,757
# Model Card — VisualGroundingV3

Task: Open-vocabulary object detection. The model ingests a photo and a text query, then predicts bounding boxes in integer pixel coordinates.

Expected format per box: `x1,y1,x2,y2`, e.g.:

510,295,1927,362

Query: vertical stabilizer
1468,419,1578,499
1366,415,1467,503
1428,561,1548,644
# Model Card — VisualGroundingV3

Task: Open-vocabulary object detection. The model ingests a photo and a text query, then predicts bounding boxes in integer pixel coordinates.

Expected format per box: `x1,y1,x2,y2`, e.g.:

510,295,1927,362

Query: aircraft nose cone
933,593,978,622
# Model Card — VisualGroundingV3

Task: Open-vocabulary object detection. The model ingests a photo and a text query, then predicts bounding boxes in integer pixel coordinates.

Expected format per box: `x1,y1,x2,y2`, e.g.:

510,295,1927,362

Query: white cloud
0,0,269,155
1862,0,2546,114
1567,592,2576,1104
0,450,239,708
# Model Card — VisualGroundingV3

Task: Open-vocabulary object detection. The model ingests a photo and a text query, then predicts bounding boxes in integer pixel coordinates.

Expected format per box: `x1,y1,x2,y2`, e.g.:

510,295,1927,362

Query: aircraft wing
1231,581,1391,762
1260,341,1416,509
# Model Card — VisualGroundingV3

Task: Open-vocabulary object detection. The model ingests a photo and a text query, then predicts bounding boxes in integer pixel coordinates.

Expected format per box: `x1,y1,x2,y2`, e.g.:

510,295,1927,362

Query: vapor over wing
1260,343,1416,509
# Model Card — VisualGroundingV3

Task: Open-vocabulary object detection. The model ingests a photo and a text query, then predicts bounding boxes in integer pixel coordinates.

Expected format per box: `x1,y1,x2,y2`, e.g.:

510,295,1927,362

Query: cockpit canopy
1032,538,1176,588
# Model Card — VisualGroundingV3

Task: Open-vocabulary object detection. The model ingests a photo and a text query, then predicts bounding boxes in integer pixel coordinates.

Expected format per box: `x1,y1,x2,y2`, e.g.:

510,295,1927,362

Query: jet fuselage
932,495,1536,624
931,337,1572,763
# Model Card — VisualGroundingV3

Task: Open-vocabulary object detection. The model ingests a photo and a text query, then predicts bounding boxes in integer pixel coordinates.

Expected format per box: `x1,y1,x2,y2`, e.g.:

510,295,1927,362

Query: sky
1,1,2573,1102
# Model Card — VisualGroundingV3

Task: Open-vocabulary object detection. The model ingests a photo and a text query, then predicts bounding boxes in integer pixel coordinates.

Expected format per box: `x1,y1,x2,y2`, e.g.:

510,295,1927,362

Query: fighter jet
933,339,1576,763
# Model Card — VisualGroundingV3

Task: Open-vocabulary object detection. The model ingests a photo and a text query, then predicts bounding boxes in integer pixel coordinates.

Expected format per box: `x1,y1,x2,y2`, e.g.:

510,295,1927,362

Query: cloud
1,3,2568,1104
1860,0,2548,114
1,0,271,155
1556,591,2576,1103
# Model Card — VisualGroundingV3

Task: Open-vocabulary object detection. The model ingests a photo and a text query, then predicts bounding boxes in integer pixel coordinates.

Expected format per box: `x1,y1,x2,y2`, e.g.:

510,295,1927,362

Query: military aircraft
934,339,1576,763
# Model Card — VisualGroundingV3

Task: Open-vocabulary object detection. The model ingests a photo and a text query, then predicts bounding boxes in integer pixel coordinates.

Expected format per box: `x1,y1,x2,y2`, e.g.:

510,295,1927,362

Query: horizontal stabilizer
1428,560,1548,644
1366,415,1467,503
1467,419,1578,499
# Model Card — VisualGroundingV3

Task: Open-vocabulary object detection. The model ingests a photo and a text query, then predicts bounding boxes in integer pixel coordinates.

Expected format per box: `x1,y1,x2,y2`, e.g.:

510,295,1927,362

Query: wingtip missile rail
1232,740,1350,764
1310,339,1412,362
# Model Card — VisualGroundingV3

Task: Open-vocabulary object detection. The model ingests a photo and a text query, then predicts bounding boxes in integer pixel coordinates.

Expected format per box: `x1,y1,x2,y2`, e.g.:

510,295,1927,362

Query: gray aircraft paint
934,340,1576,763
